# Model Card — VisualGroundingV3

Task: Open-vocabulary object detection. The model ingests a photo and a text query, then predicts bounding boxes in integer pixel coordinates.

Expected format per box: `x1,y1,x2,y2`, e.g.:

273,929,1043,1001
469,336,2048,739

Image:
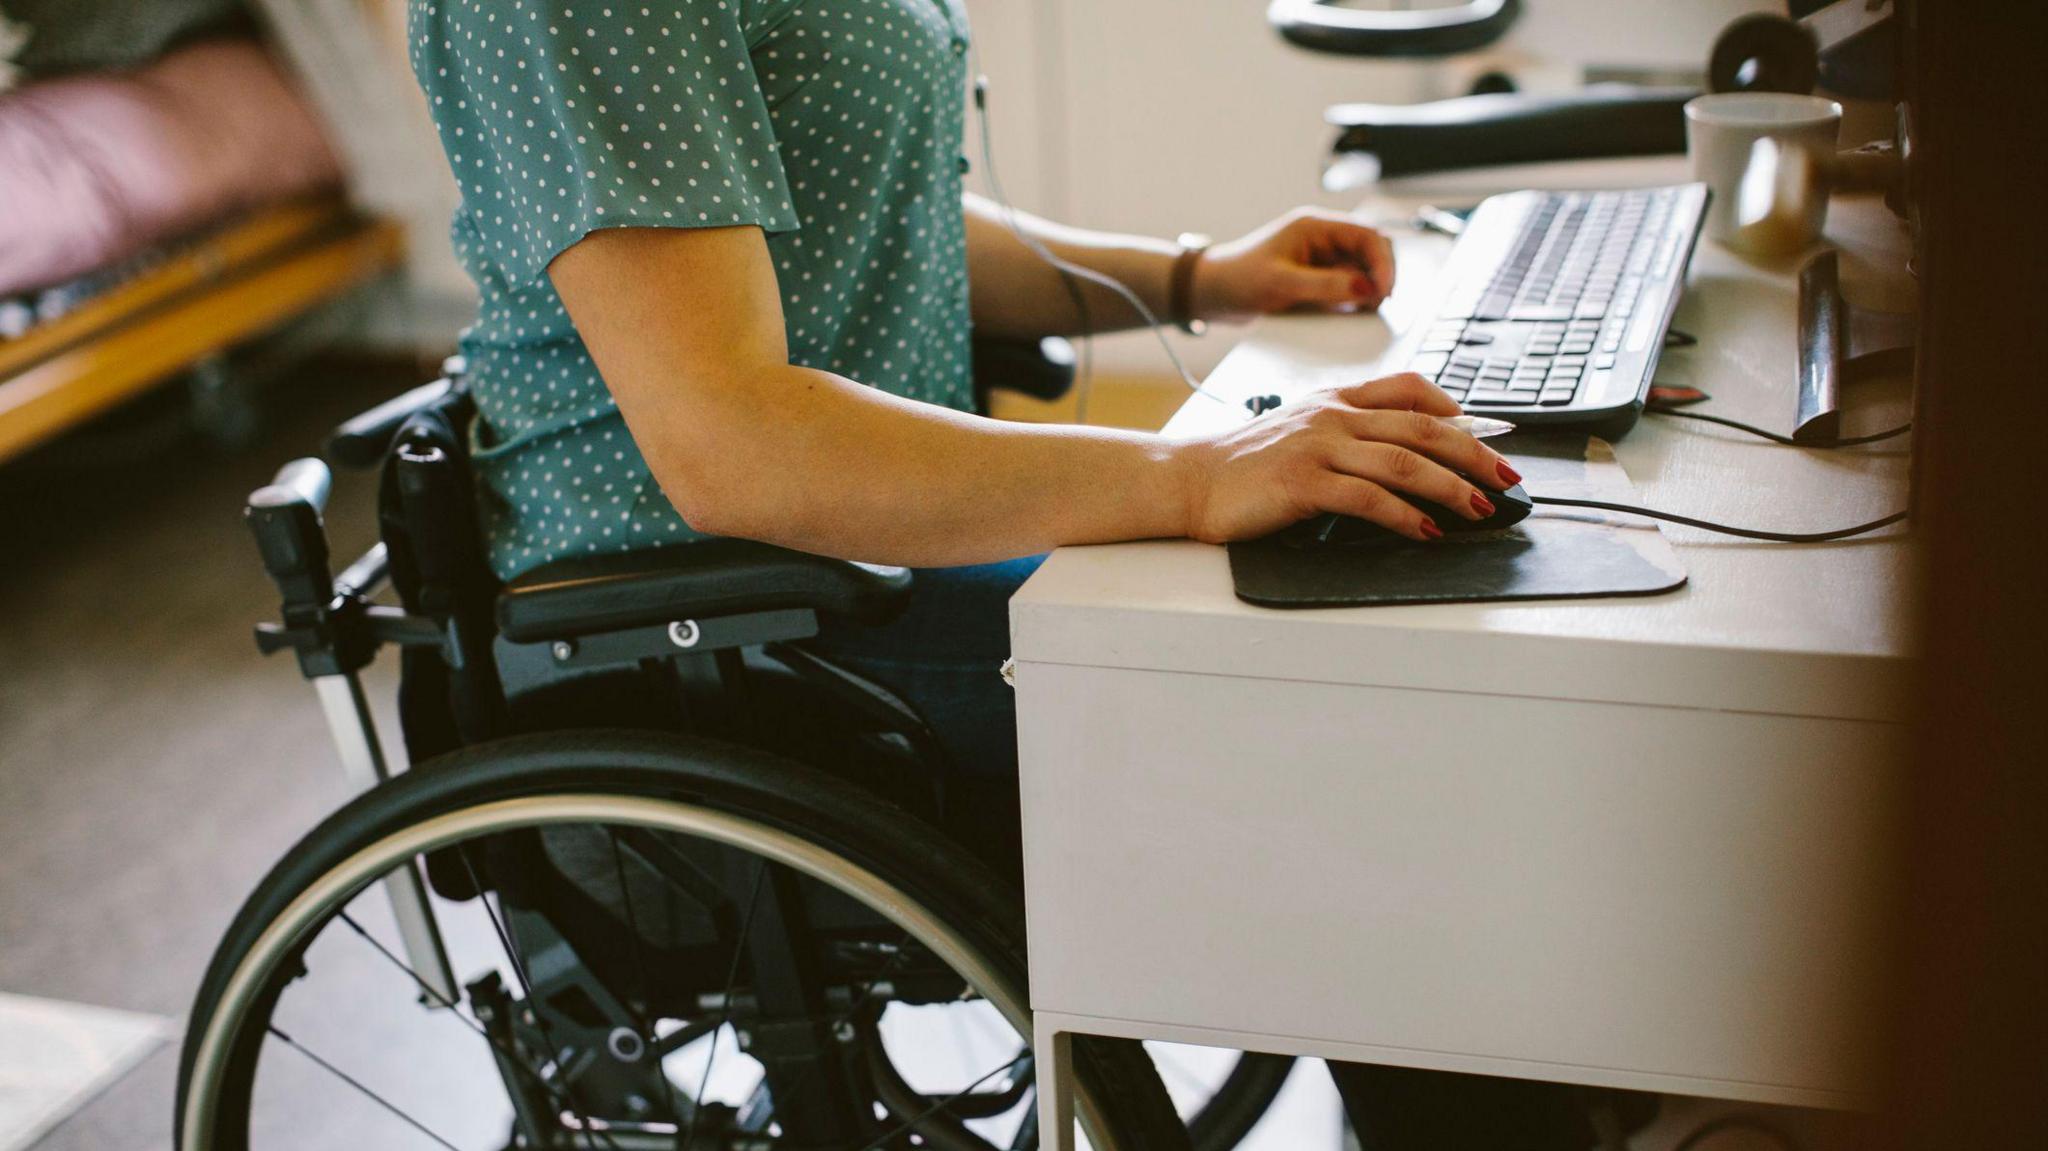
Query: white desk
1015,158,1917,1148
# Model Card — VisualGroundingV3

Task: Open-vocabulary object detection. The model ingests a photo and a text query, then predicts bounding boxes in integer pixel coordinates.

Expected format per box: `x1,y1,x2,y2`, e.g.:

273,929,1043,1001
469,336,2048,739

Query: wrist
1160,437,1213,543
1169,233,1212,334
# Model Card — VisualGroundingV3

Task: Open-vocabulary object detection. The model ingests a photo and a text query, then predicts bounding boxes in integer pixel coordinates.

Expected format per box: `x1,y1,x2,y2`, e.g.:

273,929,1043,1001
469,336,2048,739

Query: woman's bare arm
549,224,1515,565
963,194,1398,339
963,193,1181,337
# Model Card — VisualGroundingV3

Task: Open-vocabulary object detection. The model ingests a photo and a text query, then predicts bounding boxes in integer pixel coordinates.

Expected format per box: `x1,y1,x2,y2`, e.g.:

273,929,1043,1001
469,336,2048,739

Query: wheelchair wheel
175,729,1187,1151
1165,1050,1296,1151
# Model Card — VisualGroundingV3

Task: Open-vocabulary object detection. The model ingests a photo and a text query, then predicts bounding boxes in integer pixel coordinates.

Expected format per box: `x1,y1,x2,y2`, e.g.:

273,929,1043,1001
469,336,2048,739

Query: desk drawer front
1016,662,1901,1107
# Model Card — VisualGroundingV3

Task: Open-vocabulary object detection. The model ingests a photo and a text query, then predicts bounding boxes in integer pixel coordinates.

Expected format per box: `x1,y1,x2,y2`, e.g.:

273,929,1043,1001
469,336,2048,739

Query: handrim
179,792,1118,1150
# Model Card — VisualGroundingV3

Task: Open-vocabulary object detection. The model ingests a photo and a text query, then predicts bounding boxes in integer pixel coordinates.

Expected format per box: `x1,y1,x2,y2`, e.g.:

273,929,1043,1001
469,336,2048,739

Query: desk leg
1034,1016,1077,1151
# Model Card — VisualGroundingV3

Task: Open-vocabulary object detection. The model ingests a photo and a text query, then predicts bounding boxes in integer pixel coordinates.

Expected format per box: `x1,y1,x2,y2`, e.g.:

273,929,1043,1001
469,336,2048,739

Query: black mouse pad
1228,436,1689,609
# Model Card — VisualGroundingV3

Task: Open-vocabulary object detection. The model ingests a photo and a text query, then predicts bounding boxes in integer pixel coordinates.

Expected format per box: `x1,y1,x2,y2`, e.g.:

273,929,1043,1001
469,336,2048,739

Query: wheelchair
173,342,1293,1151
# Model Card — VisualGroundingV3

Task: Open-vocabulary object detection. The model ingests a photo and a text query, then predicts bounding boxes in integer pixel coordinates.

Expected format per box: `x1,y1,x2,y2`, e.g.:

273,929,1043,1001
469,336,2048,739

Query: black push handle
1269,0,1521,58
327,378,456,469
246,458,335,616
260,458,332,513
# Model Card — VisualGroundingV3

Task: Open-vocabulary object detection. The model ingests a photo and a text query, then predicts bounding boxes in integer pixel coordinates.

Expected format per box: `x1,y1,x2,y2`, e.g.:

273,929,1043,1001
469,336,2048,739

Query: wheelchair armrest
972,335,1077,408
497,539,913,644
1327,86,1694,180
1270,0,1521,58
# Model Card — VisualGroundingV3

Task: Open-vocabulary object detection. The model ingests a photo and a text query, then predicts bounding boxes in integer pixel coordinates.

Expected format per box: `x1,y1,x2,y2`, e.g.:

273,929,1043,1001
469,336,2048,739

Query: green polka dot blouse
407,0,975,580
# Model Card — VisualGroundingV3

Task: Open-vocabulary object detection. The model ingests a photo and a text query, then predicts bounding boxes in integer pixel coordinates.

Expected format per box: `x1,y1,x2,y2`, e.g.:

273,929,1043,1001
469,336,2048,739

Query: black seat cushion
497,539,912,643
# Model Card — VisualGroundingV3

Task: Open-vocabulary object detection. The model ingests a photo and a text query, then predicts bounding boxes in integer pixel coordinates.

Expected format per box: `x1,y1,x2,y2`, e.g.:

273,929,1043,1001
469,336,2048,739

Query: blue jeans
808,555,1045,781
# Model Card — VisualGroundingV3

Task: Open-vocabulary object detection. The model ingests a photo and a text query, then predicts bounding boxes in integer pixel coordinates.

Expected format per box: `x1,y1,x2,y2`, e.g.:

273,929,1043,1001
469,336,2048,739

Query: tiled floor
0,994,170,1151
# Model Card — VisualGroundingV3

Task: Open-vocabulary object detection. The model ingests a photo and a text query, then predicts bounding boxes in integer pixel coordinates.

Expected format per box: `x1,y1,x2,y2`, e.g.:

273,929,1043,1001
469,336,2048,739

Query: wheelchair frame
243,354,947,996
209,346,1290,1151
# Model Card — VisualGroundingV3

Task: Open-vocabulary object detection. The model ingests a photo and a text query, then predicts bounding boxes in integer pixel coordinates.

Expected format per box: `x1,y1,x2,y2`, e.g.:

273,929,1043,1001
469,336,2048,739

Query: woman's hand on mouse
1175,374,1522,544
1193,207,1398,321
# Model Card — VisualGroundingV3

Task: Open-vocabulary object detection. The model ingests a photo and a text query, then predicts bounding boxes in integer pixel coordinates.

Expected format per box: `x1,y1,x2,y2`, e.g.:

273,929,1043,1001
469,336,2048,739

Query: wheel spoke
266,1026,461,1150
457,847,623,1151
615,827,736,919
741,931,919,1138
683,860,769,1151
855,1052,1030,1151
604,829,692,1126
1008,1099,1039,1151
333,909,607,1141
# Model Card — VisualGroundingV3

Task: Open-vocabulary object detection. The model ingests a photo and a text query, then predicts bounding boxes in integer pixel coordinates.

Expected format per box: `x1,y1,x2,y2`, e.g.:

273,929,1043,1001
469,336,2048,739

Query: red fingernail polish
1471,492,1496,518
1420,519,1444,540
1353,275,1375,298
1496,460,1523,486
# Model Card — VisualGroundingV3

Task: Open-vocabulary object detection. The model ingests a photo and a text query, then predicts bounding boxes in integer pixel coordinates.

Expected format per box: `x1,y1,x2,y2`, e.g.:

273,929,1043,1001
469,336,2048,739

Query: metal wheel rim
181,793,1118,1150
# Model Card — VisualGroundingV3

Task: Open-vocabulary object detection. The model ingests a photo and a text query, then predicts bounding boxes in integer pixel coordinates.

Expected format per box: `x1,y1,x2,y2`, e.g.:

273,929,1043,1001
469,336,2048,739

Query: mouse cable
1530,497,1908,543
966,60,1100,420
1645,404,1912,447
966,62,1232,412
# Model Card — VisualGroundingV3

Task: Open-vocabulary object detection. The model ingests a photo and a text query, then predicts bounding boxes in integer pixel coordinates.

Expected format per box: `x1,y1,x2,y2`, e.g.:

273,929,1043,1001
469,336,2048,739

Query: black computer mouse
1306,482,1532,545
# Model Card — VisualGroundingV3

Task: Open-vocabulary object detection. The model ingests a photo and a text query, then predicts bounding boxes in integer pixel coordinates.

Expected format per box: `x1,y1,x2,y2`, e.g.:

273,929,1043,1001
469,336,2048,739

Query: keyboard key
1410,352,1451,377
1382,185,1698,425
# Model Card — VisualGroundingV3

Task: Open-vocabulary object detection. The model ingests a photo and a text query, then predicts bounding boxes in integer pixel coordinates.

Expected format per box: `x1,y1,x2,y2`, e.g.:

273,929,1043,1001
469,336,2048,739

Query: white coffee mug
1685,92,1842,254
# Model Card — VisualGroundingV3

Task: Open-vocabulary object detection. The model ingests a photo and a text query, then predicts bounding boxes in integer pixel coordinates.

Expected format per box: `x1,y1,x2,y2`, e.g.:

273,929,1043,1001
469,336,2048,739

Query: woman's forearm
644,360,1192,566
554,225,1189,565
963,192,1185,338
553,222,1499,565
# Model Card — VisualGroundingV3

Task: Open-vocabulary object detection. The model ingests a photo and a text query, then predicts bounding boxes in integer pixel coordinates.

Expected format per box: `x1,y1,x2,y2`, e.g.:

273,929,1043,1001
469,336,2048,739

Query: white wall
357,0,1776,365
960,0,1774,375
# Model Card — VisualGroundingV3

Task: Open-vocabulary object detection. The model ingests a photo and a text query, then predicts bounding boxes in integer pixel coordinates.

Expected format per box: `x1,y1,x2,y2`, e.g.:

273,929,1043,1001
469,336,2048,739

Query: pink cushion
0,37,343,296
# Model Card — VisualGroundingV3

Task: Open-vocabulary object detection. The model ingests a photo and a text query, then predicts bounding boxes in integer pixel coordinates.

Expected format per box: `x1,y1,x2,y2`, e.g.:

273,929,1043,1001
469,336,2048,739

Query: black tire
176,729,1189,1151
1187,1052,1296,1151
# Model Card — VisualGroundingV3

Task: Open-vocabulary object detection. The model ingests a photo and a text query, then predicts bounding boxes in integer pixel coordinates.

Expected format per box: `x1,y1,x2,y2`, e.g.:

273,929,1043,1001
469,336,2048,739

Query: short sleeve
420,0,801,285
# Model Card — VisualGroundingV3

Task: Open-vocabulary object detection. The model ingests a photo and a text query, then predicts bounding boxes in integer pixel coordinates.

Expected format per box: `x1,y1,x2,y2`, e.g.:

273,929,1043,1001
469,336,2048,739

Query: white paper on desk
1526,437,1689,586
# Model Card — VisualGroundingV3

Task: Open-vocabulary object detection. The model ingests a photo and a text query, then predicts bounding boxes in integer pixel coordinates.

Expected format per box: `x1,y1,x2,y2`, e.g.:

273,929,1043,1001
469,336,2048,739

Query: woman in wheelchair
175,4,1636,1150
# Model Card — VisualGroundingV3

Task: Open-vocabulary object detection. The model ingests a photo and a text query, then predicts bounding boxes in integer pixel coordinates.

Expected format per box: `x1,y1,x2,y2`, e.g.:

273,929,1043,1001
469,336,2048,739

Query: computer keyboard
1393,183,1710,436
